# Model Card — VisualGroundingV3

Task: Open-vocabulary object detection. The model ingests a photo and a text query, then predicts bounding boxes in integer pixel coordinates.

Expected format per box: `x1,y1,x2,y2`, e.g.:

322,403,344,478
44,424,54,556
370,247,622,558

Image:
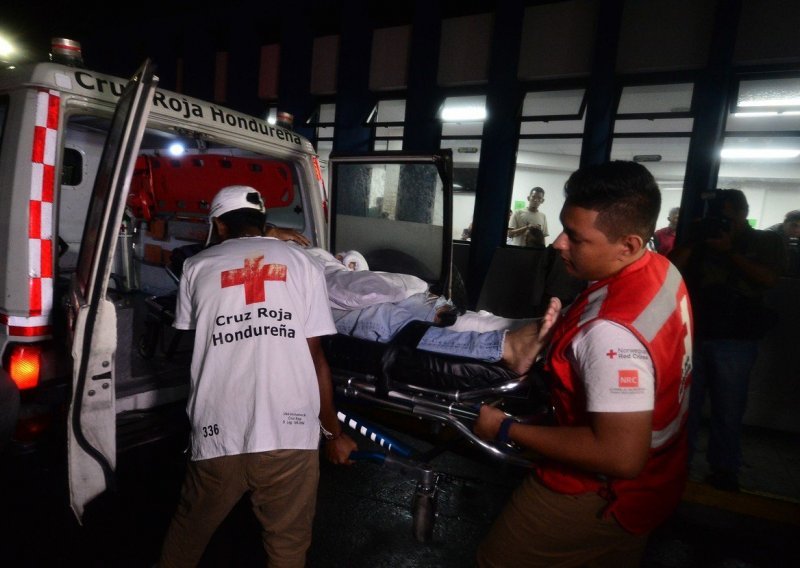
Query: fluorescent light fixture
168,143,185,156
783,111,800,116
266,107,277,125
734,111,778,117
441,105,486,122
0,37,13,58
721,148,800,159
739,97,800,107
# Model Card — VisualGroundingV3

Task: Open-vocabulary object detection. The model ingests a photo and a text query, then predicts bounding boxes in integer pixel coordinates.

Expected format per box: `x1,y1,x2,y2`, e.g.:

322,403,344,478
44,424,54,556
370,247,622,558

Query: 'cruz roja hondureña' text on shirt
212,307,295,346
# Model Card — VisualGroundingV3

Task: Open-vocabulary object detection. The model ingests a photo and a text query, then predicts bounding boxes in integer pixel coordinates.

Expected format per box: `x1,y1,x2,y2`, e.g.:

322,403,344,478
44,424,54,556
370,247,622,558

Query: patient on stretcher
301,247,560,375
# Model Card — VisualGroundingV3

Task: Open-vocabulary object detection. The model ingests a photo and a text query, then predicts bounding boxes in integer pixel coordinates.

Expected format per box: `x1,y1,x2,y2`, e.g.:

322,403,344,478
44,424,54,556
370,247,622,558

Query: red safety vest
539,252,693,534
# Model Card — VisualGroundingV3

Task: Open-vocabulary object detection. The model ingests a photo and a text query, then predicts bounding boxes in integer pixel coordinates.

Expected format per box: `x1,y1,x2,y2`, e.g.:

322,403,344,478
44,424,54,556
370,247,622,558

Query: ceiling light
734,111,778,117
168,143,185,156
721,148,800,159
441,106,486,122
739,97,800,107
0,37,14,58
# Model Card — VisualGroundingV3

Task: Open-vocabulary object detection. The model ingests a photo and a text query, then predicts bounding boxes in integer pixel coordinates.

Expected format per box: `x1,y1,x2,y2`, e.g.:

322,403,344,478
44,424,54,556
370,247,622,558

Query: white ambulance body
0,45,452,518
0,55,331,513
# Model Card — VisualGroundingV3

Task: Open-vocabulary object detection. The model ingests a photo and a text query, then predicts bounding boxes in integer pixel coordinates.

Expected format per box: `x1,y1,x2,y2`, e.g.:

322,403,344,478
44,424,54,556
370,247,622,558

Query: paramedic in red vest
474,161,693,567
160,185,357,568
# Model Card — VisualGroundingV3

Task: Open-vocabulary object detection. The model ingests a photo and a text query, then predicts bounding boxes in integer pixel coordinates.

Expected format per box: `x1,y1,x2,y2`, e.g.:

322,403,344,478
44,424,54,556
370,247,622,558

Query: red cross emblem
606,349,617,359
221,256,287,305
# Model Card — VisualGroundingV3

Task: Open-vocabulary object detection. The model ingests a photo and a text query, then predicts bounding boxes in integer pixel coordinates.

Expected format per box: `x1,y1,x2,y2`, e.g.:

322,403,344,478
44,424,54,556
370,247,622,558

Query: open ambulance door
327,151,455,299
65,60,157,520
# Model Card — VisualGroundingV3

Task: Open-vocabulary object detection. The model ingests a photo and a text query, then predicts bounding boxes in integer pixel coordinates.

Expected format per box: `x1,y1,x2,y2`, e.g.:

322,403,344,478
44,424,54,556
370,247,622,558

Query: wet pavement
1,417,798,567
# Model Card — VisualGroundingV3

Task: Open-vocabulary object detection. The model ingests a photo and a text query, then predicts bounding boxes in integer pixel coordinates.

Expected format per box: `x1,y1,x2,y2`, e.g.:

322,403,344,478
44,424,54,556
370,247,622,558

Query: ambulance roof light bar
50,38,85,68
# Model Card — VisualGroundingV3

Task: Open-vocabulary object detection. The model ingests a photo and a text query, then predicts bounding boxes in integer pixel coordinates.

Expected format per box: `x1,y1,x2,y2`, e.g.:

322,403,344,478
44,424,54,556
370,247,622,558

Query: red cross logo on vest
606,349,617,359
221,255,287,305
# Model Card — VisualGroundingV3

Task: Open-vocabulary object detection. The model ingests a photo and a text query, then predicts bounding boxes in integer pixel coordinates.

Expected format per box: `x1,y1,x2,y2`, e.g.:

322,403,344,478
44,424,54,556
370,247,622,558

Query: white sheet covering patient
300,246,559,374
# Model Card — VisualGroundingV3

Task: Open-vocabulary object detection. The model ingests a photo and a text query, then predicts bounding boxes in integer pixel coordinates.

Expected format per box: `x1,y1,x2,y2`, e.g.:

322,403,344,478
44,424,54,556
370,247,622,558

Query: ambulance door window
61,148,83,186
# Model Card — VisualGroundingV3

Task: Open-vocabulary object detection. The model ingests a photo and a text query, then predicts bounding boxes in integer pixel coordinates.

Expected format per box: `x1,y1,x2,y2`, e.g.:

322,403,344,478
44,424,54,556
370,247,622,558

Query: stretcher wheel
411,489,436,542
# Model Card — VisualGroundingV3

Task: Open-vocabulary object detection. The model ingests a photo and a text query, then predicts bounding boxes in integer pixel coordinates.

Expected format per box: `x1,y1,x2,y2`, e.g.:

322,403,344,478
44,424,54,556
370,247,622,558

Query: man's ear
620,233,645,257
213,218,229,241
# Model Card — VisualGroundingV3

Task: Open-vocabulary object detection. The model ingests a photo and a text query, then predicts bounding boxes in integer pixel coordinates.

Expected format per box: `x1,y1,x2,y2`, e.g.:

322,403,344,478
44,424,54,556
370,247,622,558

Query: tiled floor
690,424,800,503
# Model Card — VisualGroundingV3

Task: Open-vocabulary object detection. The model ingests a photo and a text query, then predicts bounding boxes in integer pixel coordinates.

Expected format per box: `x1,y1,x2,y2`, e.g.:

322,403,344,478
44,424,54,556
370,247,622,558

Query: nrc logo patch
618,370,639,388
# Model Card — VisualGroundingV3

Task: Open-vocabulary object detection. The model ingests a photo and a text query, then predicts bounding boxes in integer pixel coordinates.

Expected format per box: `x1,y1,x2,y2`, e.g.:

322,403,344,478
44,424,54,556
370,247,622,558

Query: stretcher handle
337,410,413,458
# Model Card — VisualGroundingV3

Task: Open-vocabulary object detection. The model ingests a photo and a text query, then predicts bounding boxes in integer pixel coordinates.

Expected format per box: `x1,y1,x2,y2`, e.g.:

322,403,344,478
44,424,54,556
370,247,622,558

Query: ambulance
0,40,453,518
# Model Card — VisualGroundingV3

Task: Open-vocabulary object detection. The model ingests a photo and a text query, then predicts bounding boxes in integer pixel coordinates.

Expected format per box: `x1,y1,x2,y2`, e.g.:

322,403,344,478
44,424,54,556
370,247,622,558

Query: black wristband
497,417,516,443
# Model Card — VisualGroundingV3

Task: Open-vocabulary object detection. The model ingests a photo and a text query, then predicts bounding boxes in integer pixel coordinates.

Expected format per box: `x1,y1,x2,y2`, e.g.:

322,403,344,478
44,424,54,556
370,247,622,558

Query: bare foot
501,297,562,375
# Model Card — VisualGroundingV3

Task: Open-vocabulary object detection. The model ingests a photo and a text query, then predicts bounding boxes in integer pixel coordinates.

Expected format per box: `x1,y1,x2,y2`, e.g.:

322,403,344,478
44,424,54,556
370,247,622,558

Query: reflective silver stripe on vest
632,264,683,343
578,286,607,327
651,384,690,449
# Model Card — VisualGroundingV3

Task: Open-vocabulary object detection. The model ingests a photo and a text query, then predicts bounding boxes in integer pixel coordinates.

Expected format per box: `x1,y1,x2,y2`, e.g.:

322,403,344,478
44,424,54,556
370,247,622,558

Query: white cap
338,250,369,271
205,185,266,245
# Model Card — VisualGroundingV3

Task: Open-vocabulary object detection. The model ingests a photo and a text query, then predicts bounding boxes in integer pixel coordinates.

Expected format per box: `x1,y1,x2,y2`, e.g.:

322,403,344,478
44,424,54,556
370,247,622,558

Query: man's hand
265,226,311,246
324,432,358,465
473,405,508,441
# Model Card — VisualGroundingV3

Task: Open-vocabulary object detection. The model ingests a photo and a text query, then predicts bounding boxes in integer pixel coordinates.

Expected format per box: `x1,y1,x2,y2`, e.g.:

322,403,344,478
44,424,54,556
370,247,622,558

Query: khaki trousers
160,449,319,568
477,475,647,568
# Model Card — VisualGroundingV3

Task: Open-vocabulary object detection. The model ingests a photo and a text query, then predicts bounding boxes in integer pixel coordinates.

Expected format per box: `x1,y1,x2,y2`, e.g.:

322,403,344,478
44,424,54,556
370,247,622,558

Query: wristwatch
496,417,517,444
320,425,341,441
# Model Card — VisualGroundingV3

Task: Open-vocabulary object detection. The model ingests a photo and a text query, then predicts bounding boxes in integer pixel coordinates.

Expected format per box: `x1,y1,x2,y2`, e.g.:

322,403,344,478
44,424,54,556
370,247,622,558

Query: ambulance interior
58,114,308,416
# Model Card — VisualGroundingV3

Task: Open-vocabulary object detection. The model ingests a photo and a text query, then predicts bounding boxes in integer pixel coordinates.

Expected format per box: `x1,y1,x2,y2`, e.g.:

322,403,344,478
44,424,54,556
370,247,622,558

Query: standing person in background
671,189,784,492
475,161,693,567
508,187,549,247
160,185,357,568
767,209,800,277
654,207,680,256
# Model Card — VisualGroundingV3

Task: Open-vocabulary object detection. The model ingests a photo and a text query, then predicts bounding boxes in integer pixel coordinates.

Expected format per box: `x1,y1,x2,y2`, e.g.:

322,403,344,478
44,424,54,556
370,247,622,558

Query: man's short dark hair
715,188,749,217
529,186,545,197
563,161,661,241
218,208,267,238
784,210,800,223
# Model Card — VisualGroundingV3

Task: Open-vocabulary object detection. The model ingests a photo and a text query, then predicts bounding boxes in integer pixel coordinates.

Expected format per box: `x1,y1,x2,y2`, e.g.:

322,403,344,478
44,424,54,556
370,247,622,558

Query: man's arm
475,406,652,479
265,225,311,246
307,336,357,464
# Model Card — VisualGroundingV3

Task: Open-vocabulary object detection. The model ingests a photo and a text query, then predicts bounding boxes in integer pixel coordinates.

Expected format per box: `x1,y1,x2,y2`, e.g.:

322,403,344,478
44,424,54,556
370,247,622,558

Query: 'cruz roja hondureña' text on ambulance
72,70,302,145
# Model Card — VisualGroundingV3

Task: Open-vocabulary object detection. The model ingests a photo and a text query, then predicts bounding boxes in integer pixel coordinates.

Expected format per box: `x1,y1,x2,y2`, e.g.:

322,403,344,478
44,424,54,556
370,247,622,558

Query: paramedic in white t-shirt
160,185,357,568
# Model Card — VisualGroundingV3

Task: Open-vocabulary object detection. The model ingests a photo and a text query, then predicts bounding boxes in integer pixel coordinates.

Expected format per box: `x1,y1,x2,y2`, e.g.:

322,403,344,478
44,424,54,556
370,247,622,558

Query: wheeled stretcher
321,317,553,541
322,317,553,468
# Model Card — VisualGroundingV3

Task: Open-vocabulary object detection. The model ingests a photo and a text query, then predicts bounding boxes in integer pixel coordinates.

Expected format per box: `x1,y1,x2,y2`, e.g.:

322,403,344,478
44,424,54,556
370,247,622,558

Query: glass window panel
737,77,800,109
442,122,485,137
719,136,800,238
334,161,445,281
319,103,336,123
372,139,405,151
519,119,585,136
726,112,800,133
509,138,582,246
614,118,694,134
374,125,405,138
617,83,693,114
375,99,406,123
441,139,482,240
317,126,334,139
521,89,585,117
440,95,487,122
610,137,690,233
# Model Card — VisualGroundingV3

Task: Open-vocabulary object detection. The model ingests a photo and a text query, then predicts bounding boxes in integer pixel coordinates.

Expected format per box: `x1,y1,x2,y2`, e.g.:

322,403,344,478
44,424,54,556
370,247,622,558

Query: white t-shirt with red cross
567,319,655,412
174,236,337,461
